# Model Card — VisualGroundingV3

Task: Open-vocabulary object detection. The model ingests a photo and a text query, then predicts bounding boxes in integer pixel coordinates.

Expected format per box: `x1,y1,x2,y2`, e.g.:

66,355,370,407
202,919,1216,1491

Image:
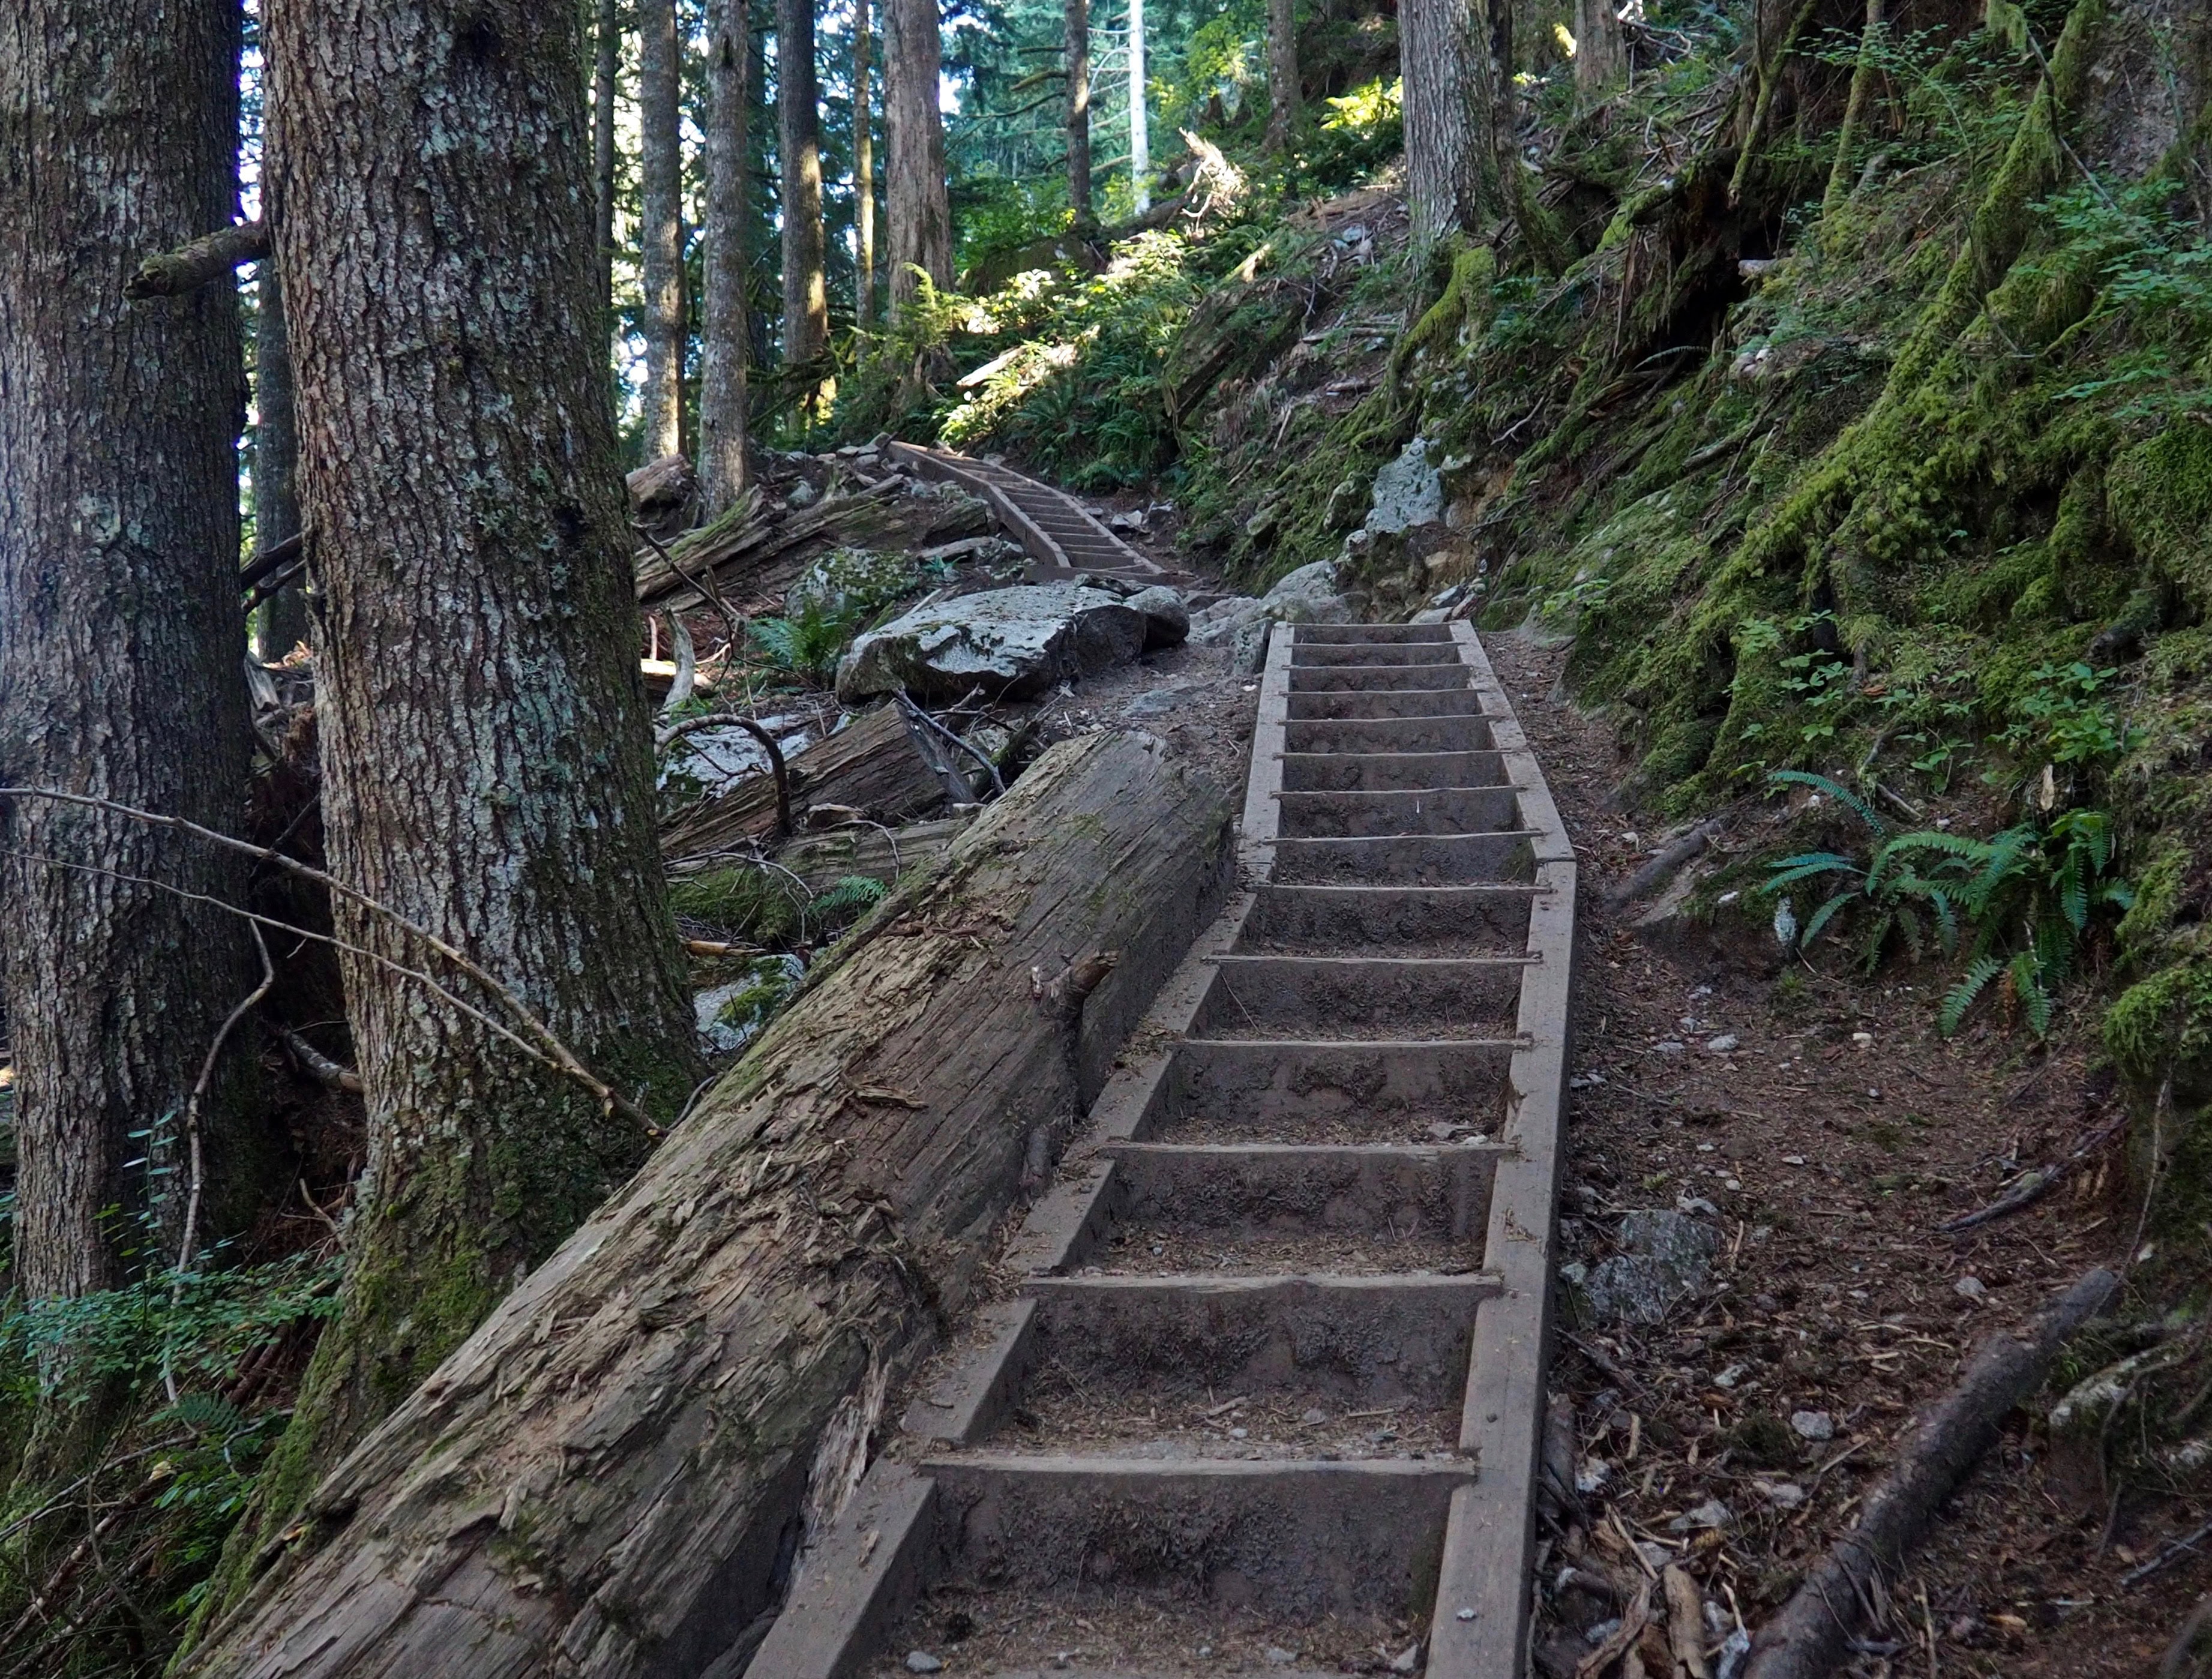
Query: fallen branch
124,218,269,298
1745,1267,2121,1679
1937,1108,2130,1233
1606,817,1727,909
275,1024,364,1095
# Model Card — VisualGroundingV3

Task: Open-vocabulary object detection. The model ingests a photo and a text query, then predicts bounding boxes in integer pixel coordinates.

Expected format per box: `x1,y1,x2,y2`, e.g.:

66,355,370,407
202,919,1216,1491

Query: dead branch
275,1024,364,1094
2,1463,173,1642
896,689,1006,797
1936,1108,2130,1233
123,218,269,299
236,529,306,594
1606,817,1727,909
1744,1267,2121,1679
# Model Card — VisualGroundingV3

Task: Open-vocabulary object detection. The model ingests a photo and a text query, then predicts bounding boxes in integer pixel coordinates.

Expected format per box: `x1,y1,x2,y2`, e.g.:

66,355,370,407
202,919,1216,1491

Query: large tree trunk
243,0,707,1539
779,0,831,407
253,265,309,660
0,0,265,1309
1128,0,1150,209
184,732,1233,1679
855,0,878,325
1264,0,1299,152
594,0,620,317
1065,0,1092,224
639,0,685,460
1401,0,1492,245
883,0,952,313
701,0,751,515
1573,0,1623,97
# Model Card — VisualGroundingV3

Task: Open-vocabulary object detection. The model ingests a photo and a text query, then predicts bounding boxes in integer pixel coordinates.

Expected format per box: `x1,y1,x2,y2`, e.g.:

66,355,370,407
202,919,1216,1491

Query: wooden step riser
1239,884,1539,951
1275,786,1521,838
1289,663,1471,693
1284,716,1497,754
1144,1039,1516,1135
1272,832,1540,885
1279,749,1507,792
1102,1142,1504,1240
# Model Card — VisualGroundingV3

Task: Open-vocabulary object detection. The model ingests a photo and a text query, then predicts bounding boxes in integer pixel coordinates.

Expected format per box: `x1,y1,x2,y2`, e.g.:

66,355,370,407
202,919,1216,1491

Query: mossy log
660,703,947,860
184,731,1234,1679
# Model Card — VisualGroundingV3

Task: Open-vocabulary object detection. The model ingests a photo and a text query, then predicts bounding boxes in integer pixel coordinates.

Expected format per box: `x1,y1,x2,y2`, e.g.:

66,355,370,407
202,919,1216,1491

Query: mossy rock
2111,425,2212,617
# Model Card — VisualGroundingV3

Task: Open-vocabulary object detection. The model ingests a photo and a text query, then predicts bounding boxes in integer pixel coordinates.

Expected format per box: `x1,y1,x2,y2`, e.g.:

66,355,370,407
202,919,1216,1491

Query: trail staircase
889,443,1189,590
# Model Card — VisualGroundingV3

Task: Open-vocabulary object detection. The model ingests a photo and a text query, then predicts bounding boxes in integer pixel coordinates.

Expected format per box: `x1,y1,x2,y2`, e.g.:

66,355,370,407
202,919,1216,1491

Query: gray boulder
835,583,1147,704
1564,1209,1722,1327
1123,584,1191,650
1262,559,1351,622
1364,437,1444,536
785,546,916,620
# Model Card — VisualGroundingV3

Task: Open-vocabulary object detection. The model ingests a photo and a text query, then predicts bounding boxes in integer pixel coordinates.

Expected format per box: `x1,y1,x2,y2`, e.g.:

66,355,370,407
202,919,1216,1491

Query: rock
1123,584,1191,650
1955,1274,1988,1300
1230,615,1272,676
1364,437,1445,535
1791,1409,1835,1441
1302,1407,1327,1425
694,957,807,1056
1573,1210,1722,1327
1389,1642,1423,1674
836,584,1147,704
1667,1498,1733,1533
785,545,918,619
1653,1039,1686,1054
905,1654,943,1674
1263,1647,1297,1666
1705,1033,1740,1053
1108,509,1147,533
1261,559,1351,622
1761,1480,1808,1509
786,478,820,509
1188,595,1265,646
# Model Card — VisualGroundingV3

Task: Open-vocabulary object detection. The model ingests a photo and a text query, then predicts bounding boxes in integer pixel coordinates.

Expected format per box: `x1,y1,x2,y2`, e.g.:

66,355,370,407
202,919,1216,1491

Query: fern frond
1940,955,2006,1036
1769,769,1886,835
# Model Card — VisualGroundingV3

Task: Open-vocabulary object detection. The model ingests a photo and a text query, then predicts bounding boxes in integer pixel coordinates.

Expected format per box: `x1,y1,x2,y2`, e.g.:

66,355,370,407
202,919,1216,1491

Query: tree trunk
0,0,265,1308
1820,0,1883,223
855,0,877,325
778,0,830,412
239,0,708,1551
1264,0,1299,152
1128,0,1150,209
1402,0,1491,245
1573,0,1623,97
883,0,952,312
254,265,309,661
594,0,620,317
639,0,685,460
183,731,1233,1679
1065,0,1092,224
702,0,751,515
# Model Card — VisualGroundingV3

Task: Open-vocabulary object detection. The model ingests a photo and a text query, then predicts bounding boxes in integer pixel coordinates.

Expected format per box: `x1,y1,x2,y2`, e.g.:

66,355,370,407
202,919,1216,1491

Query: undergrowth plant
1761,770,2132,1035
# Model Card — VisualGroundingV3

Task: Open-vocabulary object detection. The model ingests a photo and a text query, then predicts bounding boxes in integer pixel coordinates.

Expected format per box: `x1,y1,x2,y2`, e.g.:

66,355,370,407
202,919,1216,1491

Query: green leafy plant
1996,660,2142,770
749,601,868,685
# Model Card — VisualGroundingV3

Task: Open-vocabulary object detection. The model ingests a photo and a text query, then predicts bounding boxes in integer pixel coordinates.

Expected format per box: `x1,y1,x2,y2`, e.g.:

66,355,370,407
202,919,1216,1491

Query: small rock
1456,1607,1477,1621
1763,1481,1808,1509
1706,1034,1740,1054
1302,1407,1328,1425
1653,1039,1687,1054
1713,1363,1748,1389
905,1654,943,1674
786,479,820,509
1584,1617,1621,1646
1676,1195,1720,1217
1263,1647,1297,1666
1852,1031,1874,1048
1389,1642,1423,1673
1228,1426,1248,1439
1122,583,1191,650
1575,1458,1611,1494
1782,1155,1806,1166
1955,1275,1988,1300
1791,1410,1835,1441
1668,1498,1734,1533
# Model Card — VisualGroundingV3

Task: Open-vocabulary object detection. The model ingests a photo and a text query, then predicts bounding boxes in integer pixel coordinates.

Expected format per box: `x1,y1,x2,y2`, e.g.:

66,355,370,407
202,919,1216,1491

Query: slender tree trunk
702,0,751,513
241,0,707,1549
1402,0,1491,245
1573,0,1623,97
1128,0,1150,209
0,0,265,1311
254,266,308,660
594,0,620,317
1821,0,1884,222
884,0,952,311
639,0,685,459
778,0,830,406
1264,0,1299,152
1065,0,1092,224
855,0,877,324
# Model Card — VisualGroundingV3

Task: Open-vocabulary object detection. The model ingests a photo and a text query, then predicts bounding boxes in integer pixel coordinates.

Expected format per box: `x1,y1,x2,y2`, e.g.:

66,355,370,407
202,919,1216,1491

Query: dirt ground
1482,626,2212,1678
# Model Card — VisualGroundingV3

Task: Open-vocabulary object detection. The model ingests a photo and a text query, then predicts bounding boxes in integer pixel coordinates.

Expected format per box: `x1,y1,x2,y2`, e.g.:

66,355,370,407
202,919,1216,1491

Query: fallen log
660,703,945,859
185,731,1234,1679
1744,1267,2120,1679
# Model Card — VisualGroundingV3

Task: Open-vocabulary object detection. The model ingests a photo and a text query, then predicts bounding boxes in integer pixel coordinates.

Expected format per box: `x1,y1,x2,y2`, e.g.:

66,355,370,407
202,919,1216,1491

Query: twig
0,787,663,1135
1564,1329,1655,1404
123,217,268,298
1935,1108,2129,1233
275,1023,364,1093
895,691,1006,797
2124,1513,2212,1589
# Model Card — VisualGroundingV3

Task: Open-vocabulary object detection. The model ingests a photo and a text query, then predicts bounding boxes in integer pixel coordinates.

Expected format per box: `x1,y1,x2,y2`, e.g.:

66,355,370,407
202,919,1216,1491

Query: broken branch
124,217,269,298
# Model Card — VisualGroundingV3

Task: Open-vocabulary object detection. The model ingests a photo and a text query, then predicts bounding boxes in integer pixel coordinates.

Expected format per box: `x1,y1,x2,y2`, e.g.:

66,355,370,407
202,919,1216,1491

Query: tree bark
593,0,620,317
1065,0,1092,224
780,0,831,404
1573,0,1623,97
1402,0,1491,246
0,0,265,1308
639,0,685,459
184,731,1233,1679
702,0,751,515
1128,0,1150,209
239,0,708,1548
884,0,952,313
1264,0,1299,152
855,0,878,322
253,265,309,661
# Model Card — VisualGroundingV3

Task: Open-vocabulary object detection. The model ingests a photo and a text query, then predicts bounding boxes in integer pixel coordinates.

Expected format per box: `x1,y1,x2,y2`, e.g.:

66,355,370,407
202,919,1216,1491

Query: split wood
1743,1266,2120,1679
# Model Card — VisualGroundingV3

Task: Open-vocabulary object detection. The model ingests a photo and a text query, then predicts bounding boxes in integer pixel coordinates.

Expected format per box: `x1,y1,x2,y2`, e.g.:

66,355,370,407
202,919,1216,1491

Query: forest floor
1485,628,2212,1679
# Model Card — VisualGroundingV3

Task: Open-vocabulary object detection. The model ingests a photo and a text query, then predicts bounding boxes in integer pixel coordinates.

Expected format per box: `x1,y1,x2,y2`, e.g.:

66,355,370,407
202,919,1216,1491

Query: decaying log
660,702,944,858
123,218,269,298
1745,1267,2120,1679
771,813,973,891
184,731,1234,1679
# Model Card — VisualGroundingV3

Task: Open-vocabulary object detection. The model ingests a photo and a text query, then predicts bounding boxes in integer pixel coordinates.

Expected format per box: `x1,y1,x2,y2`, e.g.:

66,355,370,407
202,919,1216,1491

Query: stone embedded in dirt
784,544,918,619
1653,1039,1687,1054
1668,1498,1734,1533
837,583,1147,704
1566,1209,1723,1326
1302,1407,1327,1425
1389,1642,1423,1673
1761,1480,1809,1509
1705,1033,1740,1053
1263,1646,1299,1666
1364,436,1446,535
1791,1409,1835,1441
1122,583,1192,650
904,1653,943,1673
1955,1274,1988,1300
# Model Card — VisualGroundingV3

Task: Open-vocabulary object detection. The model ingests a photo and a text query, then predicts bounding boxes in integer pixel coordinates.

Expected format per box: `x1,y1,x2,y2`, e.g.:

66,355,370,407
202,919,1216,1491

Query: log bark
883,0,952,313
1402,0,1493,247
661,703,946,859
1,0,266,1309
1574,0,1624,98
185,731,1234,1679
639,0,686,459
1745,1267,2121,1679
240,0,708,1542
701,0,751,515
779,0,831,398
122,215,268,298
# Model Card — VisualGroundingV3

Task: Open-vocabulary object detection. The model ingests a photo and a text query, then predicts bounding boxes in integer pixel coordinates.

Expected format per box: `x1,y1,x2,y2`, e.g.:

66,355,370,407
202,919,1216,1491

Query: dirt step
1101,1140,1504,1238
1288,662,1470,693
1086,1227,1480,1277
1278,749,1506,793
1283,716,1496,754
1271,832,1539,885
1237,883,1539,955
1292,639,1459,665
1141,1039,1514,1141
1189,955,1527,1039
1274,787,1519,839
1293,623,1454,644
1286,688,1489,724
999,1380,1464,1462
